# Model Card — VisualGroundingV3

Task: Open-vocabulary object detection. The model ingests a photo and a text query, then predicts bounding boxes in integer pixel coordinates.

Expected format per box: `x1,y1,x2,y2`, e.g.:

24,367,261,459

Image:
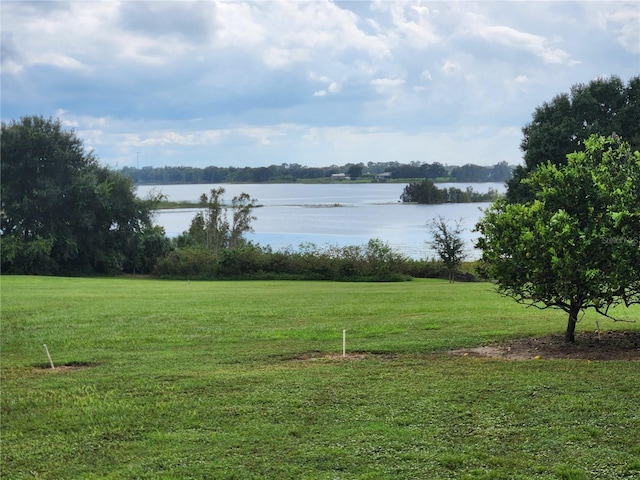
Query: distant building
331,173,348,181
375,172,392,181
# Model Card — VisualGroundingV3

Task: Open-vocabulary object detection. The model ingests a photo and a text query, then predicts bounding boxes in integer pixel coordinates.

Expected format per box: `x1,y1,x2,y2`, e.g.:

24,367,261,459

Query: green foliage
155,239,479,282
0,234,56,274
121,161,514,184
178,188,257,253
156,240,417,282
401,180,499,204
2,276,639,479
507,75,640,202
1,116,163,275
155,247,220,278
401,179,449,203
134,225,173,274
476,135,640,341
347,163,364,179
427,216,466,282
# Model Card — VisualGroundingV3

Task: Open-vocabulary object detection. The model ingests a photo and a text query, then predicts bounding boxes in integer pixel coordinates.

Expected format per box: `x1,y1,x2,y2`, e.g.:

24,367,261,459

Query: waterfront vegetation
2,275,639,479
155,240,477,282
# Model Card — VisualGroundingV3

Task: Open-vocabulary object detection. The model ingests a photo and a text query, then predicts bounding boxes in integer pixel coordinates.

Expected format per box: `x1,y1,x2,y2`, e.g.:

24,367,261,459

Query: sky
2,1,639,170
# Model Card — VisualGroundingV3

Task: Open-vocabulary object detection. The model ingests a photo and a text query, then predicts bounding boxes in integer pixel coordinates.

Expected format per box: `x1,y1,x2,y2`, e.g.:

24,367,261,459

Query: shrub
154,240,479,282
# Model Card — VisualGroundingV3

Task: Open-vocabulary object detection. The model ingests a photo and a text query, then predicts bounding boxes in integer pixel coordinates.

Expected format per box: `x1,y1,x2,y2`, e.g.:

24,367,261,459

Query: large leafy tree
1,116,161,274
476,135,640,342
507,75,640,202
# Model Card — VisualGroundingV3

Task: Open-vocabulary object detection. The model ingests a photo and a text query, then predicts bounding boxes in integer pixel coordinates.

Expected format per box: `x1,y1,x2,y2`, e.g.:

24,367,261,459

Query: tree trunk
565,303,580,343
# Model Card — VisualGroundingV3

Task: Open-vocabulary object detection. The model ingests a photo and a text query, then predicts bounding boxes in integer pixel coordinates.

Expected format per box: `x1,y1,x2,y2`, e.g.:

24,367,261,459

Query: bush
154,240,481,282
155,248,218,279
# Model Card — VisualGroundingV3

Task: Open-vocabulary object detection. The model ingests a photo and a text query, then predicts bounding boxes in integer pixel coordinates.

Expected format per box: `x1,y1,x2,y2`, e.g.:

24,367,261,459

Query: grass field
2,276,639,479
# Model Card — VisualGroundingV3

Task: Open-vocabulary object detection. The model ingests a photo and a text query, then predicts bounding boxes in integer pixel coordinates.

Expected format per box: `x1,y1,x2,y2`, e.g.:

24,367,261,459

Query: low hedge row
154,241,481,282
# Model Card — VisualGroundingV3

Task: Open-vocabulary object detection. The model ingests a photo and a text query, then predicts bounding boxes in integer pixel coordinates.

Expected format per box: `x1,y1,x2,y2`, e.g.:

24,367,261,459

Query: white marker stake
43,344,55,369
342,329,346,358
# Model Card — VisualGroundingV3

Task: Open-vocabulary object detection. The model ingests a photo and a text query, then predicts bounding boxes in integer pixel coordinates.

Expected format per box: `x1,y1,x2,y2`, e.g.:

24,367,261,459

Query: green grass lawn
2,276,639,479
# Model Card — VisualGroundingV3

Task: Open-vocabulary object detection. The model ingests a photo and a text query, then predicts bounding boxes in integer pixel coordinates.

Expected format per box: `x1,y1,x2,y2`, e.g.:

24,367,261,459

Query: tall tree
1,116,161,274
427,216,466,283
476,135,640,342
507,75,640,202
229,192,258,249
185,188,257,253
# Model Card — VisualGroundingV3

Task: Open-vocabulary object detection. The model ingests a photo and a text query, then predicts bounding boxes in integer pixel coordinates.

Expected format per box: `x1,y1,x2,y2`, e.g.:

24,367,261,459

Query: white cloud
370,77,405,99
602,4,640,54
210,1,265,49
309,72,331,83
441,60,459,75
36,52,88,71
251,0,391,72
476,25,570,65
371,78,405,87
1,1,638,170
311,78,340,97
372,0,440,48
420,70,432,81
263,47,309,69
142,130,229,147
238,125,294,145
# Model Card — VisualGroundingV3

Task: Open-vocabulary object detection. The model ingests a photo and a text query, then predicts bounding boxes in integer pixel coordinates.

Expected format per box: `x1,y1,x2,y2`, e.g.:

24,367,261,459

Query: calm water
136,183,505,259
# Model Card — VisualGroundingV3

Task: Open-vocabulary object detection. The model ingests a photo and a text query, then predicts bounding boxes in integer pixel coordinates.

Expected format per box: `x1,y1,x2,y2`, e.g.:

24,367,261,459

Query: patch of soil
287,352,371,362
35,362,98,372
452,331,640,361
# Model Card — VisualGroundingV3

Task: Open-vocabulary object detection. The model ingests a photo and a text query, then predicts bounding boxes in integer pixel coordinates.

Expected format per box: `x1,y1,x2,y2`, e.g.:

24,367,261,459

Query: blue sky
2,1,638,169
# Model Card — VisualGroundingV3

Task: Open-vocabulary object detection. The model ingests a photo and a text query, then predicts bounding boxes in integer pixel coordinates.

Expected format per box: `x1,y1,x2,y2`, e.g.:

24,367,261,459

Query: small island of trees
400,181,500,204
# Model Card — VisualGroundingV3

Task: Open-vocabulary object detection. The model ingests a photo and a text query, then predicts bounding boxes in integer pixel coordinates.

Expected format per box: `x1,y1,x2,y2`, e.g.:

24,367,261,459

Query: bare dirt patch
35,362,98,372
288,352,372,362
452,331,640,361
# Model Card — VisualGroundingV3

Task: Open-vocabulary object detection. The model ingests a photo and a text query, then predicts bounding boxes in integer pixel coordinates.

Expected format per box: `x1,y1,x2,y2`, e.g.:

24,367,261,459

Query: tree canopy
476,135,640,342
1,116,163,275
506,75,640,202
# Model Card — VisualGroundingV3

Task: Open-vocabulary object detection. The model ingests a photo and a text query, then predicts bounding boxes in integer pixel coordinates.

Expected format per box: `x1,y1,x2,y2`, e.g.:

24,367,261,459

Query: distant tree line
120,161,514,185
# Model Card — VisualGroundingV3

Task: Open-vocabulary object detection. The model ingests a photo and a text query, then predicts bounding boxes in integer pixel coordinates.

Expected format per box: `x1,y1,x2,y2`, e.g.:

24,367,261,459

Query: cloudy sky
2,1,638,169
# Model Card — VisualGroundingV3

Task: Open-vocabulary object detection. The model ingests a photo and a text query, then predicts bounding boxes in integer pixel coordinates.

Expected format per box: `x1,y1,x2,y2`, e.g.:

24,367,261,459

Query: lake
136,183,505,259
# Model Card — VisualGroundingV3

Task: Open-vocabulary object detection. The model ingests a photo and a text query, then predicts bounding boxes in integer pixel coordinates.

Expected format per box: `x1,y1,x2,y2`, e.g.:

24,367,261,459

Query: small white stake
342,329,346,358
43,344,55,369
